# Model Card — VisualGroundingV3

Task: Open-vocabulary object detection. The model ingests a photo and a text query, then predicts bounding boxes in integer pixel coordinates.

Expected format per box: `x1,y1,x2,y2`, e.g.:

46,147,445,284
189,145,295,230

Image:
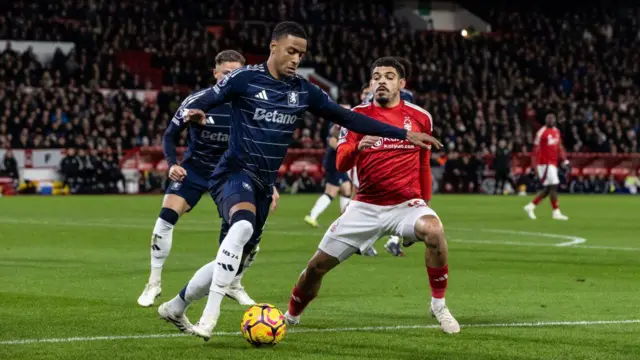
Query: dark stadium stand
0,1,639,195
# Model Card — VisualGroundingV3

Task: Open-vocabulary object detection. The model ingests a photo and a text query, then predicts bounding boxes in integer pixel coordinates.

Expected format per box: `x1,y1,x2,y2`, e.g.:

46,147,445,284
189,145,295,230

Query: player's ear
269,40,277,54
399,78,406,90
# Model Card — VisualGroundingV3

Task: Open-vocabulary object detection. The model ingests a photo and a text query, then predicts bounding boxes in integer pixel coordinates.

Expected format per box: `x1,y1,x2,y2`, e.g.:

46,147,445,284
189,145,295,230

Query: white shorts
537,164,559,186
347,167,359,189
319,199,439,262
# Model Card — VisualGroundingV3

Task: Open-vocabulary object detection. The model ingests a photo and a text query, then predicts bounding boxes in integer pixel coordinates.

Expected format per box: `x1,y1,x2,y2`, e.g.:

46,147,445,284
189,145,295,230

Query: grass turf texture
0,194,639,360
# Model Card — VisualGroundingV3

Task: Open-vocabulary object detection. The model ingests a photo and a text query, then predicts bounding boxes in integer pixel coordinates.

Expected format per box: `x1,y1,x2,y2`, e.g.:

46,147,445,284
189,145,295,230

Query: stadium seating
1,1,639,193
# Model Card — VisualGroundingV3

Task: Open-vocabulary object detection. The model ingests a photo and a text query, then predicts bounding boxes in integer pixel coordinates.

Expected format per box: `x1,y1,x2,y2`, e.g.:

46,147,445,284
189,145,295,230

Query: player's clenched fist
358,136,380,151
406,131,443,150
183,109,206,125
168,165,187,182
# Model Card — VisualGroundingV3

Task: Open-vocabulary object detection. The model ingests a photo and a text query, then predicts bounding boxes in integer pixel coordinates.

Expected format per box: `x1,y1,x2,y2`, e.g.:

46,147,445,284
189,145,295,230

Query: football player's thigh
220,172,258,219
547,165,560,185
388,199,440,242
319,201,382,262
163,178,204,214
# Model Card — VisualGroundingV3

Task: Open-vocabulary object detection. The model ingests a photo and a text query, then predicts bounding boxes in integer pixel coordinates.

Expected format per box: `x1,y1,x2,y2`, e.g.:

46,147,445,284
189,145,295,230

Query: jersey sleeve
336,125,362,172
416,109,433,201
307,84,407,140
162,107,189,167
183,68,248,111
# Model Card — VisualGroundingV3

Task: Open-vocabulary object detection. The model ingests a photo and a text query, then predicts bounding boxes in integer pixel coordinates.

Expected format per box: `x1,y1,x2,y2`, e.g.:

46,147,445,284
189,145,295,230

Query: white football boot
552,209,569,220
430,305,461,334
523,203,537,220
226,284,256,306
137,282,161,307
158,302,193,334
191,320,217,342
284,311,300,326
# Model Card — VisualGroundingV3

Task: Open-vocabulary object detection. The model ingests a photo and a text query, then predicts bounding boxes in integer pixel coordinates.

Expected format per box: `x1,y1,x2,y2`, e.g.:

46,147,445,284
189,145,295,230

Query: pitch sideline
2,319,639,345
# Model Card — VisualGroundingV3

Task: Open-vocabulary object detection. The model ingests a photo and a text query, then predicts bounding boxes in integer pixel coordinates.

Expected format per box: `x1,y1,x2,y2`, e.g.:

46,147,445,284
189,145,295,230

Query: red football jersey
336,101,433,206
534,126,564,165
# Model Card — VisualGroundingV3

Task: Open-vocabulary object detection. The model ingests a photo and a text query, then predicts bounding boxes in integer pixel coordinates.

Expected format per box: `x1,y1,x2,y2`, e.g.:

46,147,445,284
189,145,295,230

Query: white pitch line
450,239,640,252
2,319,639,345
5,218,640,251
449,227,587,247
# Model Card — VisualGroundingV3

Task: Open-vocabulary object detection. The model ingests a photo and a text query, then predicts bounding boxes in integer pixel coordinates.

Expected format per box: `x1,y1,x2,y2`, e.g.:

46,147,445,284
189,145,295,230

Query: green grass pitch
1,194,639,360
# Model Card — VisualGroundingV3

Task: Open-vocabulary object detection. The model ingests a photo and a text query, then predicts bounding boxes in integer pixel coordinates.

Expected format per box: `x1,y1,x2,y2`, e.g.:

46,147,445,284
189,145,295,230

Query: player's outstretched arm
308,85,441,150
163,114,189,181
420,148,432,206
182,68,248,123
162,119,184,168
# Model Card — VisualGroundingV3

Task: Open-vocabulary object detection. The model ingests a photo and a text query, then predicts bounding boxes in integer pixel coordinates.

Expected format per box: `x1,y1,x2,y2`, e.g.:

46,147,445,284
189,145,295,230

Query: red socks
427,265,448,299
288,285,315,316
551,199,559,210
532,195,543,205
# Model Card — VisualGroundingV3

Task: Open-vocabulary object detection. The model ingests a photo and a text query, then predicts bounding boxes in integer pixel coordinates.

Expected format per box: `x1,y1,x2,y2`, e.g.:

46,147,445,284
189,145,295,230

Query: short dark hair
272,21,307,41
394,57,412,79
370,57,406,79
215,50,245,66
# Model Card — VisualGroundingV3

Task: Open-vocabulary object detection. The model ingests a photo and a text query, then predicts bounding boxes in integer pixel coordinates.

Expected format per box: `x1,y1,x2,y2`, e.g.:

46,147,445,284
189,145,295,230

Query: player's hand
358,136,380,151
183,109,206,125
168,165,187,182
270,186,280,214
406,131,443,150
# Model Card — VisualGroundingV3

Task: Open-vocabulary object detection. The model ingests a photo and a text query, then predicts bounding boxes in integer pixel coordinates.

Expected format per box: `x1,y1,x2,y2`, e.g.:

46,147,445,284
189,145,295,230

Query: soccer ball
240,303,287,347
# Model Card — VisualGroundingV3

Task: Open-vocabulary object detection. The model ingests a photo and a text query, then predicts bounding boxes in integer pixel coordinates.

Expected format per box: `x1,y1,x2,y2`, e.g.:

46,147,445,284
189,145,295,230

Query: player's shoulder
216,64,265,88
351,103,371,114
403,101,433,123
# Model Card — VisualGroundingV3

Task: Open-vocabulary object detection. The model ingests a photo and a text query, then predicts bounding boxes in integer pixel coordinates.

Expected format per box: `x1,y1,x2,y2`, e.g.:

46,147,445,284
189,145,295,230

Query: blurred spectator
588,175,606,194
624,174,640,194
291,170,318,194
2,149,19,182
277,169,298,193
570,175,587,194
604,175,619,194
493,139,515,194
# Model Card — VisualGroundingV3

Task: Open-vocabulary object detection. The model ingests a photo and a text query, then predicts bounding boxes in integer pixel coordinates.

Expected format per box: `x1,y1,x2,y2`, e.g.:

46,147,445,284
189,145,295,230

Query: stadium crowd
1,1,639,193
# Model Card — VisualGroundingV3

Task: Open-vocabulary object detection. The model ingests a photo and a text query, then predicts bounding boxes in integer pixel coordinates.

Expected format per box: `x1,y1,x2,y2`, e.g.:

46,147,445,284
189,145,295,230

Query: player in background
304,121,353,227
524,113,570,220
138,50,263,309
362,57,416,257
159,22,442,341
284,57,460,334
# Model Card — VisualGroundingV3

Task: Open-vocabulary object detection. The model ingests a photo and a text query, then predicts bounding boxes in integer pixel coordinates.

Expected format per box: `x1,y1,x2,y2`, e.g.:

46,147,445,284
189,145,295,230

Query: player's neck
266,58,281,80
373,98,401,109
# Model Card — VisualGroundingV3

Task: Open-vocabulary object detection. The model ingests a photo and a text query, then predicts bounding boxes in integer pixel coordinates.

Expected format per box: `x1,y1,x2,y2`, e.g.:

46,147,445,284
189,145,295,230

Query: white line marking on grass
2,319,639,345
7,218,640,251
449,227,587,247
450,239,640,252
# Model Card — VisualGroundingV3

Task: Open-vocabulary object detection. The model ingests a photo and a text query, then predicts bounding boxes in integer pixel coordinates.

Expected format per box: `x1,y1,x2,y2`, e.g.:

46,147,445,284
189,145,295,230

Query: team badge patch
404,116,412,131
171,182,182,190
288,91,299,106
242,182,252,191
218,74,230,87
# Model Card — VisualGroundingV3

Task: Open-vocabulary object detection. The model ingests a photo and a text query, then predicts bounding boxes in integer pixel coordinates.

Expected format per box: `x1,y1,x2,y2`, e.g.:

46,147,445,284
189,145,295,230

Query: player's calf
409,215,459,334
138,203,183,307
193,206,256,340
286,250,341,324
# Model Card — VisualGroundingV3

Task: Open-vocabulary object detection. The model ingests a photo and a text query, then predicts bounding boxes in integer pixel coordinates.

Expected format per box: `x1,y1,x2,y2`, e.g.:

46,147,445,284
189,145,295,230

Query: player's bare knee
306,251,339,278
229,202,256,219
325,184,339,198
162,194,189,215
415,215,444,244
